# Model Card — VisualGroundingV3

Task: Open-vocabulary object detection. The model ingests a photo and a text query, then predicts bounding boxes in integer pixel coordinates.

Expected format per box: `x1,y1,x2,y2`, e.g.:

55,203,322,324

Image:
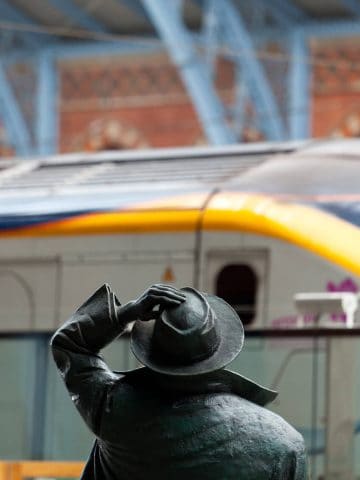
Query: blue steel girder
289,30,310,140
45,0,107,32
141,0,236,145
119,0,149,20
0,61,31,155
302,19,360,37
270,0,307,22
0,0,42,48
202,0,220,76
4,39,162,65
220,0,286,140
36,51,57,155
340,0,360,17
254,0,295,28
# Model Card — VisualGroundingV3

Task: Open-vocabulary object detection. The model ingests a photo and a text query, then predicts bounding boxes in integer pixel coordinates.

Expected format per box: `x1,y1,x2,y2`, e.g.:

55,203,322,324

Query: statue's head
131,287,244,376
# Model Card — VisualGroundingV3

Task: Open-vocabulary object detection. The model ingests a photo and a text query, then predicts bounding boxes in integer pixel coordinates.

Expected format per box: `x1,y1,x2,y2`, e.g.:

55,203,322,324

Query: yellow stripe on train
1,193,360,276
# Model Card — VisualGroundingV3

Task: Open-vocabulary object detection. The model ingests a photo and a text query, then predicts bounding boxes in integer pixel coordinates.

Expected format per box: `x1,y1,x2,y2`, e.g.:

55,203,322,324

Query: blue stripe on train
311,202,360,229
0,210,93,230
2,201,360,232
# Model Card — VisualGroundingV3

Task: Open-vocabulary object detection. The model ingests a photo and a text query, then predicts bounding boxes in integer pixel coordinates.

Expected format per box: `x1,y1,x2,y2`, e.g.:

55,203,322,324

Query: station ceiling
1,0,358,49
1,0,359,156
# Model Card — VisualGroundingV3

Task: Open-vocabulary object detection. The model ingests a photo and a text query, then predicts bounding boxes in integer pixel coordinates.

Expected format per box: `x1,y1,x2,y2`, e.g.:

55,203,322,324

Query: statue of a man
51,284,307,479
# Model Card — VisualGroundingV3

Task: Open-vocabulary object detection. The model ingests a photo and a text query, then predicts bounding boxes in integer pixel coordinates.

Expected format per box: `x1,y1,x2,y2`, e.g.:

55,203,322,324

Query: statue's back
86,376,306,480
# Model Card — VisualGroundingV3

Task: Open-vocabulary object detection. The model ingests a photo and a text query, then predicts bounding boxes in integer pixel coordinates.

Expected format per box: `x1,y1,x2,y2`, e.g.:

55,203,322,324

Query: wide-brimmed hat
131,287,244,376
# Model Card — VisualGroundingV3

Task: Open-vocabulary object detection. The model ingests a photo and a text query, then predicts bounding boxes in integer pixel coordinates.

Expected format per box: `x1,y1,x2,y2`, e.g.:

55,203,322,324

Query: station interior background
1,0,360,157
1,1,360,479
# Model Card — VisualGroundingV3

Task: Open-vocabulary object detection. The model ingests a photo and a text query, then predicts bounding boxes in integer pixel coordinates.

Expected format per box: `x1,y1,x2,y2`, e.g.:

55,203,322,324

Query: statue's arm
50,283,185,435
50,284,131,435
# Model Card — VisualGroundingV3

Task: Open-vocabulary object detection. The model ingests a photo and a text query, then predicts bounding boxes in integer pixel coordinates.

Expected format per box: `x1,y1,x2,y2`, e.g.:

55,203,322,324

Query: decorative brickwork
312,39,360,138
59,53,234,152
4,42,360,156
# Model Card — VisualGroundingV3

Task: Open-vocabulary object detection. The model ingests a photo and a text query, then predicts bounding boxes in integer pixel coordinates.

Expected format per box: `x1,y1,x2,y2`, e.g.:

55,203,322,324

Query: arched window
216,264,258,325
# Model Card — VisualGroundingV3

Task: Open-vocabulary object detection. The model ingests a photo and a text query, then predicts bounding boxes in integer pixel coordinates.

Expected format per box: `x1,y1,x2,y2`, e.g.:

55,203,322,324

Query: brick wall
312,38,360,138
2,43,360,156
59,53,235,152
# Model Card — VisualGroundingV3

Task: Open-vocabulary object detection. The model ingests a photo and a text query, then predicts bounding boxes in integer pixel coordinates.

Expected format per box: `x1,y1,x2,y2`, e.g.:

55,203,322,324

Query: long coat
51,285,307,480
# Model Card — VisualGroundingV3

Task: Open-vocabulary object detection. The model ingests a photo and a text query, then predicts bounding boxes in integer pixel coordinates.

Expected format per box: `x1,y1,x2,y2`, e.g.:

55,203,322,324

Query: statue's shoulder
210,394,305,451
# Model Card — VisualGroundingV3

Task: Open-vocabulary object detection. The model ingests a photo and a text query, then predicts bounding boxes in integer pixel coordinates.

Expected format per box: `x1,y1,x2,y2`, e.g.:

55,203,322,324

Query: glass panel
1,330,360,480
0,338,37,459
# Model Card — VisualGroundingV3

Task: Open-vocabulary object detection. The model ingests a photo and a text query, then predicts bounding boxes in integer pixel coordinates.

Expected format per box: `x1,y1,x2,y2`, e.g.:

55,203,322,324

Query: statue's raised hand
119,284,186,323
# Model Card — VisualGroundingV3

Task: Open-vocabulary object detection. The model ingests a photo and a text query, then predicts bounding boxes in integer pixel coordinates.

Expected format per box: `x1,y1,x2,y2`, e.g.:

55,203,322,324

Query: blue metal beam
202,0,219,76
220,0,286,140
46,0,107,32
289,30,310,140
301,19,360,37
4,39,162,64
141,0,236,145
120,0,149,20
0,0,42,48
339,0,360,17
254,0,294,28
36,51,57,155
0,61,31,155
271,0,307,22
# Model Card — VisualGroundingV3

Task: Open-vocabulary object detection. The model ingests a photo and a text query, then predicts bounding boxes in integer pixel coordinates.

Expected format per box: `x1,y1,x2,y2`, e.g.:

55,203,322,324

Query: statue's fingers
149,291,186,303
147,293,183,306
149,286,186,301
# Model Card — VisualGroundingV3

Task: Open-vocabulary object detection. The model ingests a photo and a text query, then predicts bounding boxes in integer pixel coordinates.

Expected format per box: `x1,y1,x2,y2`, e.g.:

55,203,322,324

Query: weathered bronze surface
51,284,307,479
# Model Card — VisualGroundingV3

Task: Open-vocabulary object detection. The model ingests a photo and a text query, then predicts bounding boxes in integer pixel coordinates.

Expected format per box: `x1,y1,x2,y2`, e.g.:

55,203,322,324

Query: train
0,139,359,331
1,139,360,476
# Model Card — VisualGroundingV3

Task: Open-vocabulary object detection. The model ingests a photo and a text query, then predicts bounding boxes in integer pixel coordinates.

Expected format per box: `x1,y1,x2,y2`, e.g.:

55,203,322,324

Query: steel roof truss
0,0,42,48
254,0,294,28
0,61,32,156
288,30,310,140
45,0,107,32
339,0,360,17
119,0,149,21
220,0,286,141
141,0,236,145
36,52,57,155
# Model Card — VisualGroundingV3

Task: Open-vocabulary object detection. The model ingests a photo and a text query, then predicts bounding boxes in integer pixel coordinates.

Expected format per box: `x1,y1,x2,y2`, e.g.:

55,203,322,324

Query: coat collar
116,367,277,407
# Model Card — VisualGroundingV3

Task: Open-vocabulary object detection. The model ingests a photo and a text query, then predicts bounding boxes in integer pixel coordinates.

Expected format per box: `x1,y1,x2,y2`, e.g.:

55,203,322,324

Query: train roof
0,139,359,196
1,139,360,277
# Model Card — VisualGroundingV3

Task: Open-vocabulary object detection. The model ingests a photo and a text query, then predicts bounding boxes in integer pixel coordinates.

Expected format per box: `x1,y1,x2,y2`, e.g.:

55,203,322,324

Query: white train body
0,140,358,332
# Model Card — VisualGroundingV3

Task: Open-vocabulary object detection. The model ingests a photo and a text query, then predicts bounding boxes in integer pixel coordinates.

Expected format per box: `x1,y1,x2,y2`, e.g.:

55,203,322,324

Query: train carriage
0,139,359,332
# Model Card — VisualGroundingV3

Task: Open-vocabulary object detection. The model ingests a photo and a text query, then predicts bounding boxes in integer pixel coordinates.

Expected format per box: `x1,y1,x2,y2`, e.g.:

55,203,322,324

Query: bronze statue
51,284,307,479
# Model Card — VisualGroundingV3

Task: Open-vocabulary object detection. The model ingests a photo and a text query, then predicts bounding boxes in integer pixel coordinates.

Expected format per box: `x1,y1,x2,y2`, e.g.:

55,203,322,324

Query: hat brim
116,367,278,407
131,293,244,376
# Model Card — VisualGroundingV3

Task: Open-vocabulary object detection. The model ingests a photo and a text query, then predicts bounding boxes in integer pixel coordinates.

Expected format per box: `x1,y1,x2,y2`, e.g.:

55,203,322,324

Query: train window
216,264,257,325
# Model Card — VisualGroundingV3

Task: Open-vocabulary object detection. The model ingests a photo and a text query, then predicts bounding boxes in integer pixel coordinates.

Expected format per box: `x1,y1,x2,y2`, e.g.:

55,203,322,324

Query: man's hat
130,287,277,406
131,287,244,376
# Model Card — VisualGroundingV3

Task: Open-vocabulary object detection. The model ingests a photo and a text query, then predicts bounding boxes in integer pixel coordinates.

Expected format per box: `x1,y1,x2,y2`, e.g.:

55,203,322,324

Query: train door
205,250,269,327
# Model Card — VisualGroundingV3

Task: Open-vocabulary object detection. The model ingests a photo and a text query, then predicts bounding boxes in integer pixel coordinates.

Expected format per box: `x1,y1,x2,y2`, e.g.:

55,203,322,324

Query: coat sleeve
50,284,128,436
